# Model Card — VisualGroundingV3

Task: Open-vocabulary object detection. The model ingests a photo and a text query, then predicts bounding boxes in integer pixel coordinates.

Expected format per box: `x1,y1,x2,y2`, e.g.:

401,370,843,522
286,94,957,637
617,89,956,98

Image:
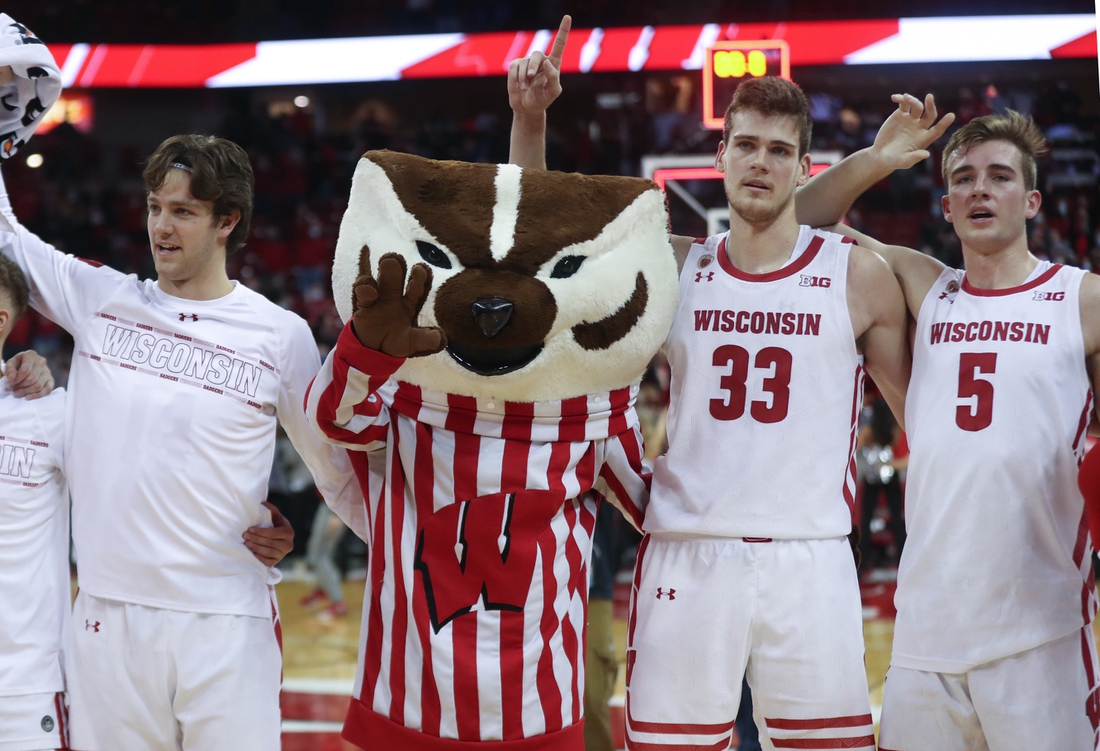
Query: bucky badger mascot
307,151,677,750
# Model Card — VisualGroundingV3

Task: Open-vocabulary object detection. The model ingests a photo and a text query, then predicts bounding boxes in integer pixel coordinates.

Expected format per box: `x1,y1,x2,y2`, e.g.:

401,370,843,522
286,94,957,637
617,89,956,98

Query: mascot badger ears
332,150,678,403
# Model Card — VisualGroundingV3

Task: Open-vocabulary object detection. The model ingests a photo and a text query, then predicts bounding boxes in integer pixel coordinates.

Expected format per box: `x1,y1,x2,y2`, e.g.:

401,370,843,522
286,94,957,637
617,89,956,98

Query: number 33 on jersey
646,228,865,540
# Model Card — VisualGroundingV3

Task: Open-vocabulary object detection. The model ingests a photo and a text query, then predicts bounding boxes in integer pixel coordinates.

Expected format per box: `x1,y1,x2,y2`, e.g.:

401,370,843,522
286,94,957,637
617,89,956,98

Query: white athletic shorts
65,590,283,751
879,625,1100,751
625,535,873,750
0,692,67,751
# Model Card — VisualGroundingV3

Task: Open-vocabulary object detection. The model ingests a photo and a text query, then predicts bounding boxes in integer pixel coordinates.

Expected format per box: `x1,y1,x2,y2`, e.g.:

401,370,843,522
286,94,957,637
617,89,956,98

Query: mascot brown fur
307,150,677,750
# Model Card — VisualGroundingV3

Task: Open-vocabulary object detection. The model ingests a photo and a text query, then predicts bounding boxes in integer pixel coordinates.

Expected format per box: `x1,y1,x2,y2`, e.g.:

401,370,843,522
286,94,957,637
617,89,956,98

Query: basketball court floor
276,571,1100,750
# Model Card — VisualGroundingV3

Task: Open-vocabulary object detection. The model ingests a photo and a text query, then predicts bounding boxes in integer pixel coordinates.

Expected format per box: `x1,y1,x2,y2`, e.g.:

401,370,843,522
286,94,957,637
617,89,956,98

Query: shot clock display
702,41,791,129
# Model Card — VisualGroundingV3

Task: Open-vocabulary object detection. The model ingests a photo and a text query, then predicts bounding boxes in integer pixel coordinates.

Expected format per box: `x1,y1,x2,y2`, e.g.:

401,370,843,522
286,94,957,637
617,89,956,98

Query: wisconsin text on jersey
0,435,42,485
928,320,1052,346
81,311,278,406
693,309,823,336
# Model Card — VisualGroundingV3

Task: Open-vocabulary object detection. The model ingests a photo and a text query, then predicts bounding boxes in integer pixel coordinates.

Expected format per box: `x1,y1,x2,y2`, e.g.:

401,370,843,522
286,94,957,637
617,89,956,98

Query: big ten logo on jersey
414,490,566,633
1034,290,1065,302
86,314,273,404
0,437,40,485
799,274,831,288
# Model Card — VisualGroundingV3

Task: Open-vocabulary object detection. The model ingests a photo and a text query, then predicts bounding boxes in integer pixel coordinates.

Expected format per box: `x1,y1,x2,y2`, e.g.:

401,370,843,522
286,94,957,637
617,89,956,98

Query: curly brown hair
143,134,254,254
941,111,1048,192
722,76,812,157
0,253,29,319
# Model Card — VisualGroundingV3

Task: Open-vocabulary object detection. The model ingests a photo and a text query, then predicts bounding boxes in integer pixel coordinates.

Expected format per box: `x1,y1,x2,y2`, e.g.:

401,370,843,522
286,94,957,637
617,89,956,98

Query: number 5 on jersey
710,345,792,423
957,352,997,432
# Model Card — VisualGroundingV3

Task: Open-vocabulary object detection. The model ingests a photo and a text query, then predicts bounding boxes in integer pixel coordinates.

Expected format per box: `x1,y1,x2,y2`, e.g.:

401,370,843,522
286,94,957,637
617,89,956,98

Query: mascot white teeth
308,150,677,751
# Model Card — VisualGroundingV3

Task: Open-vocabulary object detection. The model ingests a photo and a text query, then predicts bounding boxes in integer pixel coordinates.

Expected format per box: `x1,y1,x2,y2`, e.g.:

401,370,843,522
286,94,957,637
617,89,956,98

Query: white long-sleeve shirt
0,197,363,618
0,377,68,697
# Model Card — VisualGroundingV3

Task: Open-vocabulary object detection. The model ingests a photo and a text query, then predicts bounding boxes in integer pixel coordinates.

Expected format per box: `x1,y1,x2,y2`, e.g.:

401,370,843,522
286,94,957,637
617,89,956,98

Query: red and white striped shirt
306,323,649,748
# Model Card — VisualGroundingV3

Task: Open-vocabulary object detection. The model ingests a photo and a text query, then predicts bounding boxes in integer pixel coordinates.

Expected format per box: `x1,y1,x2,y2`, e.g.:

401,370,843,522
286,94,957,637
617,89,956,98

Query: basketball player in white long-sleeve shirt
0,256,70,751
836,114,1100,749
0,135,363,751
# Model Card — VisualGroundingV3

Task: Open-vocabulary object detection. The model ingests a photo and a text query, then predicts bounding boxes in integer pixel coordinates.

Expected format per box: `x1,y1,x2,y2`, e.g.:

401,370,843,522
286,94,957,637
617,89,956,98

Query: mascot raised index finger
307,150,677,750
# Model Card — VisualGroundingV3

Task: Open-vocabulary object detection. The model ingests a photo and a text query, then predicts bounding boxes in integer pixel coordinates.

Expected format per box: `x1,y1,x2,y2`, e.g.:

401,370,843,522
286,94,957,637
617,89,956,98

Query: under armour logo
179,313,199,322
85,620,100,632
655,588,676,600
694,272,714,283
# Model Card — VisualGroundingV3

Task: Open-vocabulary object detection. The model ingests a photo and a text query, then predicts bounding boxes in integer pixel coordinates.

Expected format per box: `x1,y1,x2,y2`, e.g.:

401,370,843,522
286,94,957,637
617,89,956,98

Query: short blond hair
941,110,1048,192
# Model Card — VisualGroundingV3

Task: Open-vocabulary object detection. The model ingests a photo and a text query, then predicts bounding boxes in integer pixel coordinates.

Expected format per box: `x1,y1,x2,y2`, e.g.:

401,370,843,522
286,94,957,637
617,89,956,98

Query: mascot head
332,151,678,403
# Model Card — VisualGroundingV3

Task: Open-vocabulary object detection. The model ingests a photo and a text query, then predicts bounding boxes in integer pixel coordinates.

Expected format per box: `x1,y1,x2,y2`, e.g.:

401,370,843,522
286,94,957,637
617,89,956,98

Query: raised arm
831,224,947,321
0,167,126,333
508,15,570,170
305,253,443,450
847,245,912,429
794,94,955,228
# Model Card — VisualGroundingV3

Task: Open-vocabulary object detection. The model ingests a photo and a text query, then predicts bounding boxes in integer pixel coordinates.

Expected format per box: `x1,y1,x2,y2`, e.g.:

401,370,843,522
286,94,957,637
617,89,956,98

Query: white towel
0,14,60,159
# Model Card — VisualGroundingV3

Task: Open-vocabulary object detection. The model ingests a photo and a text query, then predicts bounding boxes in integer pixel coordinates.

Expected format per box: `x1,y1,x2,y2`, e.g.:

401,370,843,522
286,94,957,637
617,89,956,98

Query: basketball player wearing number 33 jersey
623,77,915,751
839,112,1100,750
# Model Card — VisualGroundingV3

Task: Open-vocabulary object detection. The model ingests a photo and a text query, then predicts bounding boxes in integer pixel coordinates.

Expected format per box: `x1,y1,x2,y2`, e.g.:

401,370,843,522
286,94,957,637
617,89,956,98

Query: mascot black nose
471,297,514,339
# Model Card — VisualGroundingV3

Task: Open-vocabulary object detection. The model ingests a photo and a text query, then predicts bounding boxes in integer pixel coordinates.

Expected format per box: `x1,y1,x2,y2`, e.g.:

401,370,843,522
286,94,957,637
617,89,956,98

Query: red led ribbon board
43,16,1097,89
702,41,790,130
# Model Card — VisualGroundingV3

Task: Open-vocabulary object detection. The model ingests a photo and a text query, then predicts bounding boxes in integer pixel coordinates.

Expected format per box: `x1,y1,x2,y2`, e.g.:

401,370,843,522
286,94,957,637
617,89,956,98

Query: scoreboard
702,41,790,130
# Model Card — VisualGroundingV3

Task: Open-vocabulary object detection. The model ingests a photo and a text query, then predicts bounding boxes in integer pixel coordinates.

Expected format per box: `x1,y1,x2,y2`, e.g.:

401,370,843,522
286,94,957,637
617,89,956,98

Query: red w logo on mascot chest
415,490,565,633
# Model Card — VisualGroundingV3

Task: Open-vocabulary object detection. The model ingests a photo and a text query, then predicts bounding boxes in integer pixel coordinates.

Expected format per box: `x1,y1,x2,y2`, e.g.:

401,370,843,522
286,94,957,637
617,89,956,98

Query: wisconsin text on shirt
693,309,823,337
929,320,1051,346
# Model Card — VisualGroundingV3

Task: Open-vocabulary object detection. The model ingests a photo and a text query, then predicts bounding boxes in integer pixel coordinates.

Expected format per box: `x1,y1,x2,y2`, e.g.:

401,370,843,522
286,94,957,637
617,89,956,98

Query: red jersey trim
765,714,873,730
342,697,585,750
960,264,1062,297
335,321,406,377
716,234,825,283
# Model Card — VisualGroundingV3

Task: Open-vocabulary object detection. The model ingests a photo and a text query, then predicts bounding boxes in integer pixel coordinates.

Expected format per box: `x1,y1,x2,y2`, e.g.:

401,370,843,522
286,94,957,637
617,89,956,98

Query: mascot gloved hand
350,253,446,357
307,150,677,751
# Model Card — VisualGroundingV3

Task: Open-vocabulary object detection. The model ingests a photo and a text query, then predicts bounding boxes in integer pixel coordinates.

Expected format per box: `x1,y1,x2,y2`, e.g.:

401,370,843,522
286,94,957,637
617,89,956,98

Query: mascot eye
416,240,452,269
551,255,585,279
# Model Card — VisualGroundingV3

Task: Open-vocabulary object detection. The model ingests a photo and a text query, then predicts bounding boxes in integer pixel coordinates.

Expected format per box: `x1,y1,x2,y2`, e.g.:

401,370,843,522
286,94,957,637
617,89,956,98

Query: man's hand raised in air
871,93,957,172
508,15,570,170
793,92,955,229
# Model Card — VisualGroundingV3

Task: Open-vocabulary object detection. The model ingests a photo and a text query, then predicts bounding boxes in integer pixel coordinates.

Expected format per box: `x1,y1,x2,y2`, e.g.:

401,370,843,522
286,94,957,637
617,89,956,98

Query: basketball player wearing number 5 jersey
622,78,912,751
838,113,1100,749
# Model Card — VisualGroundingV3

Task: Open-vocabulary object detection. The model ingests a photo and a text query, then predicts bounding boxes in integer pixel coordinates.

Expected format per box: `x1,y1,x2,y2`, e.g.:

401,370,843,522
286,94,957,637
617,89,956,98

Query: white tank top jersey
646,226,864,540
0,379,68,698
0,212,364,619
893,262,1095,673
